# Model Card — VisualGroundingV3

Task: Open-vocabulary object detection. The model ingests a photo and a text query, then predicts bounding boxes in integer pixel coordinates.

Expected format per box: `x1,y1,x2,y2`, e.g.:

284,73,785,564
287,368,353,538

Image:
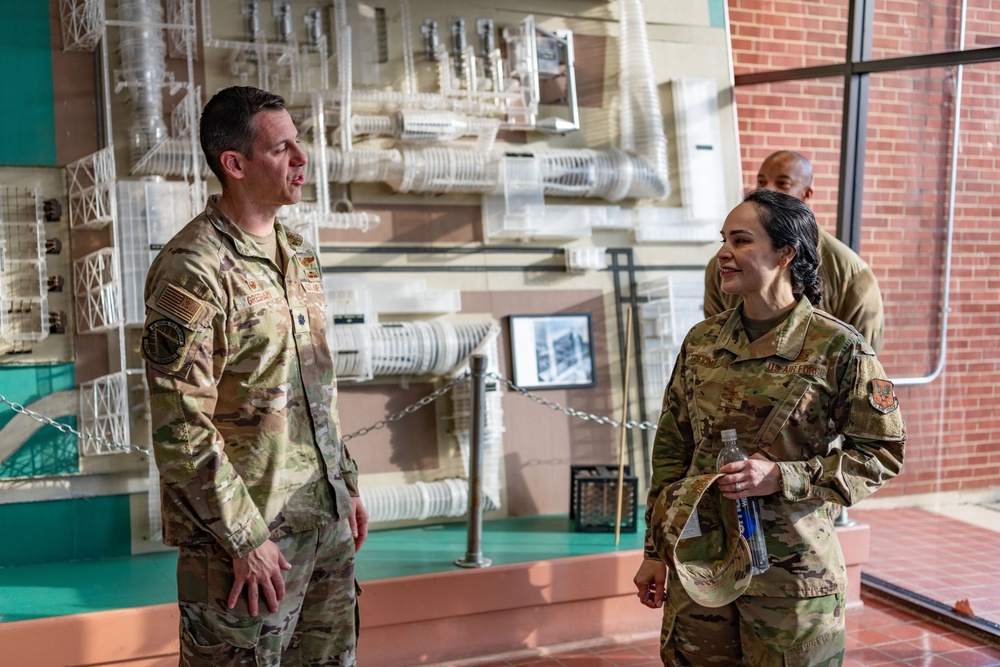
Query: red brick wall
729,1,1000,498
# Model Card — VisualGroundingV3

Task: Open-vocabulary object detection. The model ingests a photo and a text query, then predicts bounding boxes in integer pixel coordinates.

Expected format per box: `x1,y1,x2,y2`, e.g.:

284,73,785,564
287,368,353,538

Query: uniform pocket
658,599,678,665
780,625,846,667
738,596,846,667
752,376,810,454
178,601,262,666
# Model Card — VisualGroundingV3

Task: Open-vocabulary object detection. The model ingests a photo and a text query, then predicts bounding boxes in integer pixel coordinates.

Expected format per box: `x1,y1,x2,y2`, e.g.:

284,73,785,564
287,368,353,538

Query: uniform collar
714,297,814,361
205,195,304,258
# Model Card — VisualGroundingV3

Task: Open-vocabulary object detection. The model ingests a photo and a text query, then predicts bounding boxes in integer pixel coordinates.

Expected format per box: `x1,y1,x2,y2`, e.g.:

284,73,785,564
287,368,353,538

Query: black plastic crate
569,464,638,533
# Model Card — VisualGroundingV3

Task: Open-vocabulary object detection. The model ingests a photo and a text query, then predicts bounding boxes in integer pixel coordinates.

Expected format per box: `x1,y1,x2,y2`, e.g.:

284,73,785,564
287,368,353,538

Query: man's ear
219,150,245,182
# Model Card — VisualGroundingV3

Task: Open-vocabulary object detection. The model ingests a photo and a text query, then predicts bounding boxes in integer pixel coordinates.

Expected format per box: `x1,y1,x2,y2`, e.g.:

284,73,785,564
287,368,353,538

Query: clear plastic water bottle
718,429,770,575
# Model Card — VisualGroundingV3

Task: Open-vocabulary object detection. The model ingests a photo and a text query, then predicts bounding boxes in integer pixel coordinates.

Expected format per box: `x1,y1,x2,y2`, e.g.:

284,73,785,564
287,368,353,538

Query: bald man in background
703,150,885,353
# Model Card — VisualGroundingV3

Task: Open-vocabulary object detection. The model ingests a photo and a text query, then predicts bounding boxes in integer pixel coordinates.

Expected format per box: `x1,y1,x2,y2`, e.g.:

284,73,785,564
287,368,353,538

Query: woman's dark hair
199,86,286,185
742,188,823,305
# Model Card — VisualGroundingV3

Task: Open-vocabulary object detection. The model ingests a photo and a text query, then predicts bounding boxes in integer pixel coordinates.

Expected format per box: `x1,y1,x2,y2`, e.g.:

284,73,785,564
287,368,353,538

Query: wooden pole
614,306,633,546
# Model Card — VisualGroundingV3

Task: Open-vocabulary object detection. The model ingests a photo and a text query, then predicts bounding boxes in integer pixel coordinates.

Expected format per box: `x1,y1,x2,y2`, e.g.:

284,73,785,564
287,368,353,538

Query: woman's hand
633,558,666,609
719,453,782,499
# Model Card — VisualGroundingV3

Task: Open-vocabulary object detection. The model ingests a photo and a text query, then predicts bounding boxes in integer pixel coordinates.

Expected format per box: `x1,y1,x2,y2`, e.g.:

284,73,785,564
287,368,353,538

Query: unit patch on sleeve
868,378,899,414
142,319,186,365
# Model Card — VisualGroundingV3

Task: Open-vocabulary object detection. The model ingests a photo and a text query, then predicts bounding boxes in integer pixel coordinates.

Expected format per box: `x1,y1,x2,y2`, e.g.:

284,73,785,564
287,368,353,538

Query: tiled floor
458,506,1000,667
464,597,1000,667
853,507,1000,628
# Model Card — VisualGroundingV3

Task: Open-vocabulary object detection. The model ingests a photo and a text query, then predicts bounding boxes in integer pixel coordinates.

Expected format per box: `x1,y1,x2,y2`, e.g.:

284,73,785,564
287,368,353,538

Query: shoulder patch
142,319,186,364
869,378,899,414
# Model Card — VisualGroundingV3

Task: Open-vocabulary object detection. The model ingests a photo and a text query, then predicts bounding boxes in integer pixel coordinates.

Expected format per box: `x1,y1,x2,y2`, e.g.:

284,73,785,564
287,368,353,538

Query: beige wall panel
341,382,442,475
49,0,100,166
464,289,618,517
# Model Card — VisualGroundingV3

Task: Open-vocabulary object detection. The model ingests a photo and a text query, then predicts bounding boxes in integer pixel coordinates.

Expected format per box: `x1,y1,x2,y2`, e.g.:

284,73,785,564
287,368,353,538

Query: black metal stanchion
455,354,492,568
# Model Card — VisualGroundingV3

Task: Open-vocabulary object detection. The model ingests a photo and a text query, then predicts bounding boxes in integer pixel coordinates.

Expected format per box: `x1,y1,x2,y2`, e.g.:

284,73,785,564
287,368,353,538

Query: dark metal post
455,354,492,568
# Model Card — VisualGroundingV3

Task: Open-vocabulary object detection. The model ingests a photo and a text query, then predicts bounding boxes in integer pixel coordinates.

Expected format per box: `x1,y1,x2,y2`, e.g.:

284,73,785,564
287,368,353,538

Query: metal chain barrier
488,372,658,431
0,392,147,456
3,370,656,452
342,370,657,443
342,372,472,442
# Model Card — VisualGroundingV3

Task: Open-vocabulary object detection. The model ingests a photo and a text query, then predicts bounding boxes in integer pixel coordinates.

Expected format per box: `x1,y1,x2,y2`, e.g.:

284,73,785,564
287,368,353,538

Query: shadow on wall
340,383,441,474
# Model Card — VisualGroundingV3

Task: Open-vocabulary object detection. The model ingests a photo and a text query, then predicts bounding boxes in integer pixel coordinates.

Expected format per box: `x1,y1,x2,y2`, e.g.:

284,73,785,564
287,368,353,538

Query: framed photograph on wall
509,314,596,390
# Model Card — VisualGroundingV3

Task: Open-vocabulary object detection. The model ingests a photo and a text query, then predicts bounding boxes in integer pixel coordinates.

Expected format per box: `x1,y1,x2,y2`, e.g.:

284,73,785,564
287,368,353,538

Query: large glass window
734,77,843,225
872,0,1000,59
858,62,1000,629
729,0,849,76
729,0,1000,637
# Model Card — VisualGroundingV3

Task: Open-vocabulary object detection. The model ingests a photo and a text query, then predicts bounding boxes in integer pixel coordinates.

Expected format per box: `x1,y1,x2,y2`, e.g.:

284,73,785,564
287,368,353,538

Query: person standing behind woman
142,86,367,666
633,189,905,665
703,150,885,353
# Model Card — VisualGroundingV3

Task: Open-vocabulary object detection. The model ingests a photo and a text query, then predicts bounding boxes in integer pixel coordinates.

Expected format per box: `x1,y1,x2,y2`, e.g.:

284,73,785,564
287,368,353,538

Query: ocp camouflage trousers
175,517,358,667
660,577,845,666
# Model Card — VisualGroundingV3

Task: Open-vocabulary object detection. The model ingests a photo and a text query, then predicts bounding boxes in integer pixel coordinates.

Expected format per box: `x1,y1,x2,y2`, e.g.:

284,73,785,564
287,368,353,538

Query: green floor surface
0,515,644,623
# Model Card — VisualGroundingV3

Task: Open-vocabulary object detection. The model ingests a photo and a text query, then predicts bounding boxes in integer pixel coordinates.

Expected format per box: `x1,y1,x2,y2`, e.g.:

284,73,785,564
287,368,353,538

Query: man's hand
349,496,369,553
633,558,667,609
229,540,292,616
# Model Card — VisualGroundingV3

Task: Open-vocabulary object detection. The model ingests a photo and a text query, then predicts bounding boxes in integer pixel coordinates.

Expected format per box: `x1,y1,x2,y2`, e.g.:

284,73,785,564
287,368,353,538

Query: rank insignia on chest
247,279,258,290
292,308,310,333
297,255,317,268
869,378,899,414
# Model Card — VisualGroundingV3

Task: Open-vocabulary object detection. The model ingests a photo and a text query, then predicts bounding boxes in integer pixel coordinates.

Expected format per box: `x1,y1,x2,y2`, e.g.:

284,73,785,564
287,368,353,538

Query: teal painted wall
0,364,79,477
709,0,726,28
0,495,133,566
0,5,57,165
0,365,134,566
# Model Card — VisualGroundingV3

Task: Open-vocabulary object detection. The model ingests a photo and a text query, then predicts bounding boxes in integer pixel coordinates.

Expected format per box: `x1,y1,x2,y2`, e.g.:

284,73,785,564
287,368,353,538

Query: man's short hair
199,86,286,185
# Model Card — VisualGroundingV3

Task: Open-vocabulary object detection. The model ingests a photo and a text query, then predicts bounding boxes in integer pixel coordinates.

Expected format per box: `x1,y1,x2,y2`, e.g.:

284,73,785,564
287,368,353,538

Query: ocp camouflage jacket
142,196,358,559
644,297,905,598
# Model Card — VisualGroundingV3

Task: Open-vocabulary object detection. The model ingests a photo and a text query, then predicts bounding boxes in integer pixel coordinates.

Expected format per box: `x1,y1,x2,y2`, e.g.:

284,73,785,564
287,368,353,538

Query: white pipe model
117,0,669,206
101,0,671,529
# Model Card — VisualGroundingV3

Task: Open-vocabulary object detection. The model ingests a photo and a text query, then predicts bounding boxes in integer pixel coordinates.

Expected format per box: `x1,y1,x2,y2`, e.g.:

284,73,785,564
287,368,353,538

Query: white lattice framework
637,272,705,420
67,147,117,230
78,371,129,456
165,0,197,59
0,186,50,343
74,247,122,333
59,0,104,52
170,88,199,139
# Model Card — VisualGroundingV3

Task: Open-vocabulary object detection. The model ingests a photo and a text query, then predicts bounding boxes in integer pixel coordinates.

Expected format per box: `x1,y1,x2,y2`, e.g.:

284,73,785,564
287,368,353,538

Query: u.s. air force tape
142,319,186,364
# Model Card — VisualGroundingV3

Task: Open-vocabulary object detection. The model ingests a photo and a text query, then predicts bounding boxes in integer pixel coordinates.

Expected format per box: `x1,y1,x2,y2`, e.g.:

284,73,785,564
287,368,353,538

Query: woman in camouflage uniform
633,189,906,666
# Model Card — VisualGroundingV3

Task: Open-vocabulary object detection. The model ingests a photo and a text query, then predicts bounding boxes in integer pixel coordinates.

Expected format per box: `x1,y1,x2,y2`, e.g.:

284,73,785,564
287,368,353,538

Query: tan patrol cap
649,473,753,608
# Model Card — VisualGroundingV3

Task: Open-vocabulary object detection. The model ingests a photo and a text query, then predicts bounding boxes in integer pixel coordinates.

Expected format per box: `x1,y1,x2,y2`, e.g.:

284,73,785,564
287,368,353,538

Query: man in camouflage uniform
634,190,905,665
703,151,885,352
141,86,367,667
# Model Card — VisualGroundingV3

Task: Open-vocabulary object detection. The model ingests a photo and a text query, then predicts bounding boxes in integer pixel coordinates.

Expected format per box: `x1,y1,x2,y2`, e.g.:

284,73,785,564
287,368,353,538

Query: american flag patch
157,284,203,326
